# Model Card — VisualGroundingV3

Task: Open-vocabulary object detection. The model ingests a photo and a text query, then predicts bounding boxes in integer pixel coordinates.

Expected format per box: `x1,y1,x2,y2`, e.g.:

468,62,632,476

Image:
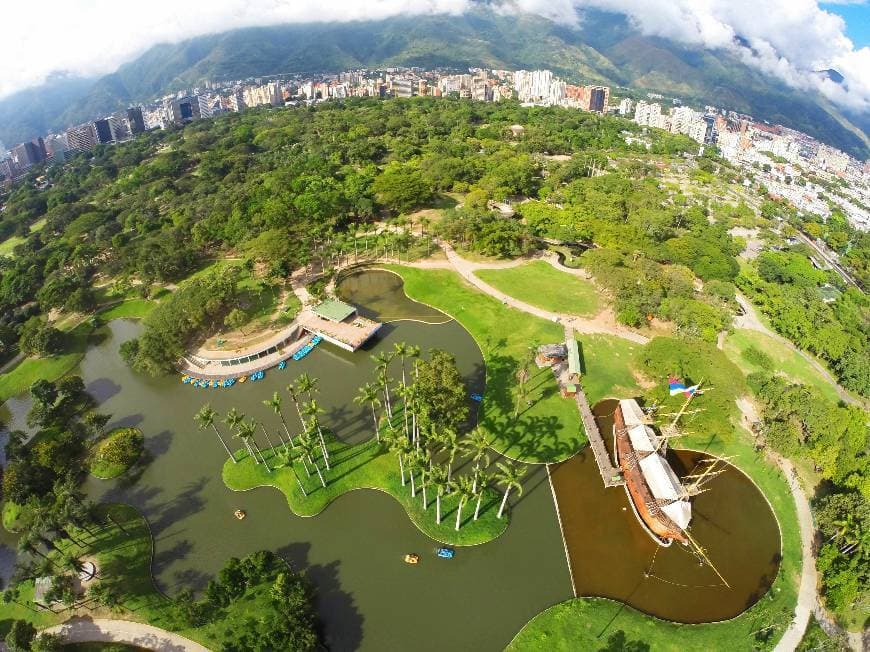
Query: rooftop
312,299,357,323
566,338,581,376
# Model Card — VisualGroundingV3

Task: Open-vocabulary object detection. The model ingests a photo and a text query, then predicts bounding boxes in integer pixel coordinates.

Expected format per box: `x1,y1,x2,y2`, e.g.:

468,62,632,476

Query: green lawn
474,261,601,317
2,500,28,532
508,421,802,652
0,219,46,257
223,432,508,546
723,329,841,404
97,299,157,321
384,266,584,463
0,321,94,403
578,335,640,404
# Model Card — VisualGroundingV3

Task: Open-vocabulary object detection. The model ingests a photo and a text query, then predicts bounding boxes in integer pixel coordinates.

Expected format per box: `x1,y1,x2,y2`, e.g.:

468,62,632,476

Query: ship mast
684,529,731,589
659,379,706,447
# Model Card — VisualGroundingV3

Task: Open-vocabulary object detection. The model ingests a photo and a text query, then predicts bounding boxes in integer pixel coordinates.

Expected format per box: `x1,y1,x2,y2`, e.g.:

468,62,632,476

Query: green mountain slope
1,9,867,158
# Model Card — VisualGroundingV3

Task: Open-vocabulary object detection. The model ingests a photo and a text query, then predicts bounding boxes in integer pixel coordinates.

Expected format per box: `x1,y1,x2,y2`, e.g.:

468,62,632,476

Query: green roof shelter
566,338,581,378
312,299,357,323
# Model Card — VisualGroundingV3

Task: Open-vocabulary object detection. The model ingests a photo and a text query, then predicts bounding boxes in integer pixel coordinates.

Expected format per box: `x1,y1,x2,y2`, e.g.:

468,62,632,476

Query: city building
618,98,635,116
127,107,146,134
93,118,114,144
164,96,202,125
66,123,98,152
587,86,610,113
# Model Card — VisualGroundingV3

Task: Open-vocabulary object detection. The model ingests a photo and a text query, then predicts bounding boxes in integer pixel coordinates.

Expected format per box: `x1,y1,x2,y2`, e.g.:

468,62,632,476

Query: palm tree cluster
195,372,333,496
196,344,528,531
362,342,528,530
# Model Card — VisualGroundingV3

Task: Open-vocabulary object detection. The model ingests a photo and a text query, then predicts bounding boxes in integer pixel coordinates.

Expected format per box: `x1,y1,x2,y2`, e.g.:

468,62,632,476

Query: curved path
438,241,650,345
733,294,862,407
43,618,210,651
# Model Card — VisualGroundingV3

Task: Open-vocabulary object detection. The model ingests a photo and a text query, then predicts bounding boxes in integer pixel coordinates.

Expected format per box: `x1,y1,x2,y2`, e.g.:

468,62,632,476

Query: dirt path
438,241,649,345
735,398,862,652
43,618,210,651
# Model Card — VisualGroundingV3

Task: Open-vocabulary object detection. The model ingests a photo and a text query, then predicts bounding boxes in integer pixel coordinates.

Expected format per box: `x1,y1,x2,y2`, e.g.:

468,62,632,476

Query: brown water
1,271,573,651
550,399,781,623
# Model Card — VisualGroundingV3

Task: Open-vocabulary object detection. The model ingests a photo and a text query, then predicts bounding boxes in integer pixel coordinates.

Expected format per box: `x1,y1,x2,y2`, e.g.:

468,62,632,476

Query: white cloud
1,0,868,115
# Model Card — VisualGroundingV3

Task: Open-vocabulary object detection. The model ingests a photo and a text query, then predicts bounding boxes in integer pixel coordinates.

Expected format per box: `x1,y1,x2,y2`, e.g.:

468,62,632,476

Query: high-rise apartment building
587,86,609,113
390,78,414,98
66,123,98,152
618,98,635,116
126,107,146,135
93,118,114,144
164,97,202,125
11,140,46,170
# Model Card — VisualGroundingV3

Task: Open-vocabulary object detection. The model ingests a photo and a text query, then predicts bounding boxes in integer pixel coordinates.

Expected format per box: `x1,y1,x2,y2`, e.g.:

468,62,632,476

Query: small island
88,427,144,479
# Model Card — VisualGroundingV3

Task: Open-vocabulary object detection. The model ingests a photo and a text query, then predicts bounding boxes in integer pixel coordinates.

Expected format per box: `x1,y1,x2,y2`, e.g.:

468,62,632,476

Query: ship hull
613,404,689,546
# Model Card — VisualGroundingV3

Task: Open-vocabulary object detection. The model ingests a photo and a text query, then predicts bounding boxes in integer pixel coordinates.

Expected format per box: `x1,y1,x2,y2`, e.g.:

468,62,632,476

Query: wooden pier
575,387,625,488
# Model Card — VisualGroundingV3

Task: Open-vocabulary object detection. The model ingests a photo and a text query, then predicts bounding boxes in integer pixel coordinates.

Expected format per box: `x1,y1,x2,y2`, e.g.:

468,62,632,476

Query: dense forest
1,96,867,632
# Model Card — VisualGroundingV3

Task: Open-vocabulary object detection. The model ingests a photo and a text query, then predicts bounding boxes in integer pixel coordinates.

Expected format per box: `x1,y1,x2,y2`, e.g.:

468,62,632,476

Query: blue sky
822,2,870,47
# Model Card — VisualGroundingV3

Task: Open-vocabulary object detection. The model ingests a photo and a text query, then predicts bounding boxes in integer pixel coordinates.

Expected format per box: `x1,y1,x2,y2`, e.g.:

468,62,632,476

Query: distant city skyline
0,1,869,116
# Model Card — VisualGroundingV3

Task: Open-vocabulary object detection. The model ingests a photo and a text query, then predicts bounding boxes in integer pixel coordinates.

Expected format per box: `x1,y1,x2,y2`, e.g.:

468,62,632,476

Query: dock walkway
575,388,624,488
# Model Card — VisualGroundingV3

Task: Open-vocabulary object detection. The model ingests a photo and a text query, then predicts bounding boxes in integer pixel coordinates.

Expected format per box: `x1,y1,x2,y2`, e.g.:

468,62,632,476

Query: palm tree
277,448,308,497
441,429,462,484
454,476,475,531
263,393,292,450
354,382,382,443
224,407,245,435
238,420,270,472
496,462,527,518
407,449,428,499
386,430,411,486
430,465,449,524
393,342,410,389
304,400,330,467
372,352,394,418
463,427,491,493
195,404,237,463
473,471,491,520
259,421,278,454
286,383,307,431
296,373,319,402
298,432,326,488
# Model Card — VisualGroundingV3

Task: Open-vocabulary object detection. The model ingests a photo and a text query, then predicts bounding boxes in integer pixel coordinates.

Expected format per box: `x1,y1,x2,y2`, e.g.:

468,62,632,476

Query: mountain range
1,8,868,159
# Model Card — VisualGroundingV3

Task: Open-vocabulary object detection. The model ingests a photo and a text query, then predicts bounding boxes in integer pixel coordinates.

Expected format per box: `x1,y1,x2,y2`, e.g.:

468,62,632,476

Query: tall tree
263,392,292,450
195,404,236,463
354,382,382,443
496,461,526,519
454,476,475,531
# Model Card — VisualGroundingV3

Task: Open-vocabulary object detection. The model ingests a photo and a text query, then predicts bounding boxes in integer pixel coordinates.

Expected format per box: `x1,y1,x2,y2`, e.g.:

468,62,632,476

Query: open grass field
475,261,601,317
97,299,157,321
223,431,508,546
384,265,584,463
0,219,46,257
723,329,841,404
508,424,801,652
0,321,93,403
578,334,640,404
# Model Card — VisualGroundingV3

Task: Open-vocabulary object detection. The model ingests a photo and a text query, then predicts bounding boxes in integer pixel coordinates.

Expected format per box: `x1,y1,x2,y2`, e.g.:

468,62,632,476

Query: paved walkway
736,398,862,652
43,618,210,651
733,294,862,407
439,241,650,345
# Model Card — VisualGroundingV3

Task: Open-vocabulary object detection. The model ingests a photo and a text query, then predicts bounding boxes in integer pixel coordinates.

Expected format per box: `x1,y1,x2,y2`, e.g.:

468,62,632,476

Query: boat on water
613,398,690,546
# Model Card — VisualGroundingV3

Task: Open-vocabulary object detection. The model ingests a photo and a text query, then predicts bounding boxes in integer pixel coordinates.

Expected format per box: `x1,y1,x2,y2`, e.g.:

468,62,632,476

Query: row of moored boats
181,334,323,388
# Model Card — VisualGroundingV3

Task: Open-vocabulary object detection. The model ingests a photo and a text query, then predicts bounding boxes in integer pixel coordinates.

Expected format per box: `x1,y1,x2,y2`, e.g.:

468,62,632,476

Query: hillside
0,8,867,158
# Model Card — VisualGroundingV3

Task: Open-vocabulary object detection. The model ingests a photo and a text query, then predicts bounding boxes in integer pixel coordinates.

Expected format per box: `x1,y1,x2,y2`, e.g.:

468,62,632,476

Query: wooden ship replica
613,378,730,585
